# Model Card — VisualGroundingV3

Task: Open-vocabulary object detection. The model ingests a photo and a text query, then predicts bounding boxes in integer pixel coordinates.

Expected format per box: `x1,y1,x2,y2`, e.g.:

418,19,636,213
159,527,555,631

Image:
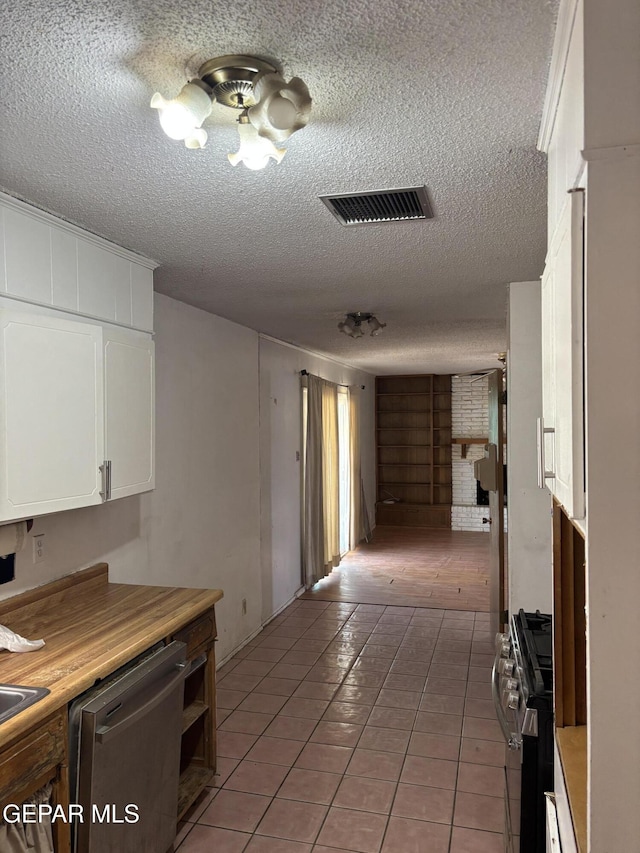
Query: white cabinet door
0,310,104,521
540,190,585,519
0,194,155,332
104,328,155,500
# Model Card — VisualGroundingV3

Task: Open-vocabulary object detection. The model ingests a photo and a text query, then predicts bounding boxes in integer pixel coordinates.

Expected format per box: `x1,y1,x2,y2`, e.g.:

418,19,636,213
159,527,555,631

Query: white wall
258,337,375,623
3,295,262,662
506,281,552,615
2,298,377,664
583,153,640,852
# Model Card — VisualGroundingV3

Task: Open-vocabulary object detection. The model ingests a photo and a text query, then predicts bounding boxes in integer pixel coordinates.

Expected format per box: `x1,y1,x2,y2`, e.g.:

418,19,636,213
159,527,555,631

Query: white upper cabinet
0,194,157,521
104,328,155,500
0,193,156,333
0,310,104,521
540,189,585,520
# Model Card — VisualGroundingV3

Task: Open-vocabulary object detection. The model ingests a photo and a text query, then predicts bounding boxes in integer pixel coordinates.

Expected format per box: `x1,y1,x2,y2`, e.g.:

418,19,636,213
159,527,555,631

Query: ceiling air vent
320,186,433,226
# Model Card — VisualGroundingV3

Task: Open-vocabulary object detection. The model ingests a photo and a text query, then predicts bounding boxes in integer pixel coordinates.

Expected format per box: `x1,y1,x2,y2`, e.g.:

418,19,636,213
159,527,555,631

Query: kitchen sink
0,684,50,724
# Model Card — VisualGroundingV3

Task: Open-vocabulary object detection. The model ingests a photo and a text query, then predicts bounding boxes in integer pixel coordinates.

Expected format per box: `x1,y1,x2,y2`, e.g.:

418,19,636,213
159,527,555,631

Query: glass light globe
368,317,386,336
228,122,286,170
156,102,196,140
150,83,212,147
266,95,298,130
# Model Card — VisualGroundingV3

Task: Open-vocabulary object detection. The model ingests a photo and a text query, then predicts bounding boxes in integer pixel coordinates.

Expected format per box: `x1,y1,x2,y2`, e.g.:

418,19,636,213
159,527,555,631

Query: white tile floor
174,599,504,853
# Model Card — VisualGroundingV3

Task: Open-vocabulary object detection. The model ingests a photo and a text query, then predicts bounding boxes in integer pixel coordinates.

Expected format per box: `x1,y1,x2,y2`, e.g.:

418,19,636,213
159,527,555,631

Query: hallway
174,589,502,852
301,527,491,612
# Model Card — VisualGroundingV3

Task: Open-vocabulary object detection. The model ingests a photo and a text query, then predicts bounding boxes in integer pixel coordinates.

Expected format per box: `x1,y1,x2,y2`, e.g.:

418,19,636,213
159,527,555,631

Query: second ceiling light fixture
338,313,387,338
150,55,312,170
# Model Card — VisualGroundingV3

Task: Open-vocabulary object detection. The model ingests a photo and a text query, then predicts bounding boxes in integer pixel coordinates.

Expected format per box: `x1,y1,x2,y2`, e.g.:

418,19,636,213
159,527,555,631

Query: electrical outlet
242,598,247,616
32,533,46,564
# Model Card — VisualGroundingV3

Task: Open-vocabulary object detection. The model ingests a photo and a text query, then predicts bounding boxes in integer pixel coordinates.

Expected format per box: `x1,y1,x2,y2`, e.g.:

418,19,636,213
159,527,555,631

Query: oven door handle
492,647,522,751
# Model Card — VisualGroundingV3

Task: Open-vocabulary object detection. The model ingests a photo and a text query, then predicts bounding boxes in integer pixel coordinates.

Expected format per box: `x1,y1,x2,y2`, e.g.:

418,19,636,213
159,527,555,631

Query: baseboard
216,584,306,669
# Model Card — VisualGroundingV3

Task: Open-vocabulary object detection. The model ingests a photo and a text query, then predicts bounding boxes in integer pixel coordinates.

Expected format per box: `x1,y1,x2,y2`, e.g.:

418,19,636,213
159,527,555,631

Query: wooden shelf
452,436,488,458
379,463,430,467
182,700,208,735
376,501,451,509
377,427,431,431
177,765,214,820
376,395,451,400
379,481,431,486
377,444,432,447
375,375,452,528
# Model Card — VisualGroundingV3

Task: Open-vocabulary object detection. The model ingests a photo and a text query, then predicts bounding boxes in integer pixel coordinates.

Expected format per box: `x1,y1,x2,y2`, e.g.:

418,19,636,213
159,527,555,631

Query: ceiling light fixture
338,312,387,338
151,55,311,170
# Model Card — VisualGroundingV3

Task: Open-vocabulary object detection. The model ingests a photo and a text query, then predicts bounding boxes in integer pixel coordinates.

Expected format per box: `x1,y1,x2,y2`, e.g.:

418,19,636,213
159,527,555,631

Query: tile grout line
193,600,499,852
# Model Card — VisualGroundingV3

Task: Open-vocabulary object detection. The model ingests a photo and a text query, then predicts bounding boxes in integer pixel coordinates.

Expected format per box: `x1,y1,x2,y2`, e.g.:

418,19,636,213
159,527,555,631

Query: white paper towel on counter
0,521,27,557
0,625,45,652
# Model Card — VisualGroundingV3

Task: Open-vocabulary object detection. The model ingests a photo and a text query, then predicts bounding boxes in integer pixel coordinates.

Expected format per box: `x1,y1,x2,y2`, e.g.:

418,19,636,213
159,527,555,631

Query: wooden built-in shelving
375,374,452,528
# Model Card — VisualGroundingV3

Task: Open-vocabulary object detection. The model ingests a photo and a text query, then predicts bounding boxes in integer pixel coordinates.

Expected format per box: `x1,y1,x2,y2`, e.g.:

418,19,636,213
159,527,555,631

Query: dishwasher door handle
95,666,186,745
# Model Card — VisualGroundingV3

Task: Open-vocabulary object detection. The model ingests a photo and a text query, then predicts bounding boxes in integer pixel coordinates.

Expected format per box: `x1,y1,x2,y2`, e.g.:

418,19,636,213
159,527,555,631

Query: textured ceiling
0,0,557,374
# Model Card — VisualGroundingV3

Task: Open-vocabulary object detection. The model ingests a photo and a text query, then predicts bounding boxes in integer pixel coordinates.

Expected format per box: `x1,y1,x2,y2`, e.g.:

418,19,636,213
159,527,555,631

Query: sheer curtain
302,373,368,588
303,374,340,586
321,380,340,573
349,386,365,549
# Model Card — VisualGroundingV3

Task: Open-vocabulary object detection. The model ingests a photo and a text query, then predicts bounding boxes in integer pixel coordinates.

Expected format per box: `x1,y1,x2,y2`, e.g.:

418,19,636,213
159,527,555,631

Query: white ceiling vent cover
320,186,433,226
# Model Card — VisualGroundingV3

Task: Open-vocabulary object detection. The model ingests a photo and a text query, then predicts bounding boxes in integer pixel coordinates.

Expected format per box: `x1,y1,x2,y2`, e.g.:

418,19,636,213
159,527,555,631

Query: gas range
494,611,554,853
512,609,553,712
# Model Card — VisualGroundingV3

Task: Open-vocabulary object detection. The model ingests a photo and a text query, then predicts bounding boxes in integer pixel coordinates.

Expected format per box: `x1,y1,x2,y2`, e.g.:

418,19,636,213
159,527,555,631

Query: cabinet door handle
100,460,112,501
99,461,108,501
536,417,555,488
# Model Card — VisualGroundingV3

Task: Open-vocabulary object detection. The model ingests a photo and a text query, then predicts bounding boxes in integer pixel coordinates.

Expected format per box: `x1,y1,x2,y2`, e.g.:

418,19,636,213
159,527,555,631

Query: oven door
493,636,523,853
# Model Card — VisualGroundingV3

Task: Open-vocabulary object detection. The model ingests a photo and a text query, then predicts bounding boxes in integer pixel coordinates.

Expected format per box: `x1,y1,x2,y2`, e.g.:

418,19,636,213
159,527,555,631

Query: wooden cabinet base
178,766,215,821
172,608,218,825
376,503,451,528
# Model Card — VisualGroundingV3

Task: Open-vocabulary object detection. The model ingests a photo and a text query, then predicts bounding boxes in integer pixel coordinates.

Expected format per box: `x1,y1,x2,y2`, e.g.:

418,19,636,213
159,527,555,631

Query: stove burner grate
517,609,553,697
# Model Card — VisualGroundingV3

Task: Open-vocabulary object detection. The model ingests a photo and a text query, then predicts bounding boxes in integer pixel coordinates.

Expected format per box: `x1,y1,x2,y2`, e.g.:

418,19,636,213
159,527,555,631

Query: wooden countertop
556,725,587,853
0,564,223,749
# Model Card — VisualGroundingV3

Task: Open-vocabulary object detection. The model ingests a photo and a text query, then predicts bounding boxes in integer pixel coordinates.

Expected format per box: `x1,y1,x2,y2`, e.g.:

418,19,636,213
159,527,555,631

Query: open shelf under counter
178,765,215,821
182,700,208,735
556,726,587,853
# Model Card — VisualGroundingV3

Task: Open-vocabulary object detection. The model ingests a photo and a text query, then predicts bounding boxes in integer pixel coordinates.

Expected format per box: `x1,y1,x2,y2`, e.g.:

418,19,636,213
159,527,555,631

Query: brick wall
451,375,490,531
450,374,507,532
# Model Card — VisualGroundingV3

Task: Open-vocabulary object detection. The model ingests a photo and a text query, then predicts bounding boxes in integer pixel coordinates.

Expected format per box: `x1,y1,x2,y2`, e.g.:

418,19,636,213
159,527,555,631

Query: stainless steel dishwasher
69,640,187,853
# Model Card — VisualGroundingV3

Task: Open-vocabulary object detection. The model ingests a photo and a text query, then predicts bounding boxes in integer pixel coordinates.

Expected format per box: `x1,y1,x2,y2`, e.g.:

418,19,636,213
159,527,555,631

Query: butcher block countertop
0,564,223,750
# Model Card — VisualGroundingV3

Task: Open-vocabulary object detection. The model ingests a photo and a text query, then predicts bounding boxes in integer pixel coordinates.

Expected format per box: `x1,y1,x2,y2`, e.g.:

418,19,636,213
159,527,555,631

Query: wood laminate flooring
301,526,491,612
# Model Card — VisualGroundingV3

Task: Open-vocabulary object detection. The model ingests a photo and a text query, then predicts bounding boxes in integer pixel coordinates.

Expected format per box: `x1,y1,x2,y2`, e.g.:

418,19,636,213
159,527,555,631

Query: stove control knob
498,658,515,677
506,691,520,710
505,678,518,691
495,633,509,657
